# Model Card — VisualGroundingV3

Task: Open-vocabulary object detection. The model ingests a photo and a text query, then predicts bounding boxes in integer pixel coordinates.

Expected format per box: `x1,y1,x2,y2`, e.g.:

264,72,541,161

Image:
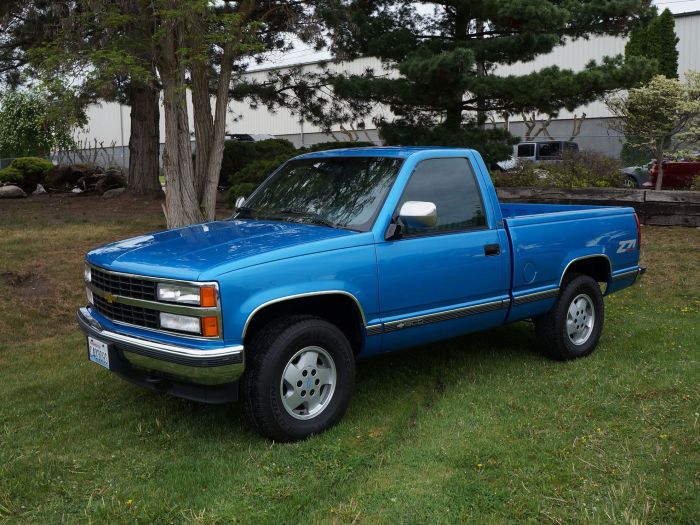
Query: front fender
217,245,380,344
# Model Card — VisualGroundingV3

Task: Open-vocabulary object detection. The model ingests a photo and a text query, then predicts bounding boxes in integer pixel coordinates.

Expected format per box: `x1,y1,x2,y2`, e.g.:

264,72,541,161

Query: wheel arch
559,255,612,289
242,291,367,355
624,173,641,186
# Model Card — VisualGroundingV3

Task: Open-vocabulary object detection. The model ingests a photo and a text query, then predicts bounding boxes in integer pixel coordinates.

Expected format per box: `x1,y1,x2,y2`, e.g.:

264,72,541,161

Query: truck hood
86,220,362,281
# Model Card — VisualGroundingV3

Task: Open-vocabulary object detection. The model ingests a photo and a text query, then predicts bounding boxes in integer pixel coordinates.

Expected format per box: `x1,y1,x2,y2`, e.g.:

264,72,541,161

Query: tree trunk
445,102,463,132
127,79,162,196
162,74,202,227
656,152,664,190
475,19,487,127
191,60,215,201
195,0,256,220
199,41,235,220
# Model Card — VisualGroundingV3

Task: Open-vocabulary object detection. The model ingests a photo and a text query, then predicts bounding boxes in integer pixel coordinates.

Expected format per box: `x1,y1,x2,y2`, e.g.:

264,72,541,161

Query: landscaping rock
0,185,27,198
32,184,47,195
95,168,127,195
102,187,125,199
76,173,104,192
46,164,101,191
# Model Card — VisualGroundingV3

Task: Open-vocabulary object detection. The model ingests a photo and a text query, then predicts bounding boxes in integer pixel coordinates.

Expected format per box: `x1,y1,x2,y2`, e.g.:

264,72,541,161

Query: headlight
157,283,201,305
159,312,201,334
84,264,91,283
157,283,217,307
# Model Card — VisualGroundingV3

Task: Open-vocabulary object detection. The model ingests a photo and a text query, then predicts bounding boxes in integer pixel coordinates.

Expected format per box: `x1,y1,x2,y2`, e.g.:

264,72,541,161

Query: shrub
298,141,375,153
690,175,700,191
223,140,377,207
0,166,23,185
490,161,541,187
220,139,296,187
0,157,53,190
491,151,623,189
225,155,290,207
544,151,623,188
226,183,257,208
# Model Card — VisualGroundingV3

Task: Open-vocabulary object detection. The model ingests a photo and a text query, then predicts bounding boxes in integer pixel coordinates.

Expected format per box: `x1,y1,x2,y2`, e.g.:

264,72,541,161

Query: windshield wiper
277,208,339,229
234,206,339,229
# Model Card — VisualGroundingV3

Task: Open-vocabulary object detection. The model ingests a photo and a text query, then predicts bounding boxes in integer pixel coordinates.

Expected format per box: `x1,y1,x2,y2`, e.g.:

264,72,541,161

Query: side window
538,142,561,159
517,144,535,158
398,158,486,236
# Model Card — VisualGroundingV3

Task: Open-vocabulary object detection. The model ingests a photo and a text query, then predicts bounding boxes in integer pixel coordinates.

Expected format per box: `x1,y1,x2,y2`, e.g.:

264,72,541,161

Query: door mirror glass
234,196,246,209
398,201,438,228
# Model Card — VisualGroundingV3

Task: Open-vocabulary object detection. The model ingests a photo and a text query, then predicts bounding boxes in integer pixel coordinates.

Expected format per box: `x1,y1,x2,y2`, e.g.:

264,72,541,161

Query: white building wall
229,57,389,139
74,12,700,149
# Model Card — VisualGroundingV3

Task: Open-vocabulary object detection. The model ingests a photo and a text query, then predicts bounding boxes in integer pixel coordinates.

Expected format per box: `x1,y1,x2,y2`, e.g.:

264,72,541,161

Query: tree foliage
225,140,374,206
607,73,700,189
0,1,163,195
625,8,679,79
314,0,654,163
231,64,377,139
0,156,54,190
36,0,318,227
0,84,86,157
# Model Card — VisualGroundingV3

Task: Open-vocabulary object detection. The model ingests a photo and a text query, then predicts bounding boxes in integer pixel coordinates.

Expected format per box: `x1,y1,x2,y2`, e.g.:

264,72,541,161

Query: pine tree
625,8,679,79
319,0,655,162
648,9,680,79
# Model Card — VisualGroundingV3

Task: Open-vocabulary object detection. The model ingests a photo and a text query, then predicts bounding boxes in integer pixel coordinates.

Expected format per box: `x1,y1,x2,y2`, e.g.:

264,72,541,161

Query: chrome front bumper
77,307,245,387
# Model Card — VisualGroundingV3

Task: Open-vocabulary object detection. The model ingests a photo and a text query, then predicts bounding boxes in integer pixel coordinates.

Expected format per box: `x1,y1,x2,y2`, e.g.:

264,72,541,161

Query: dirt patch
0,193,164,225
0,192,233,226
1,270,53,299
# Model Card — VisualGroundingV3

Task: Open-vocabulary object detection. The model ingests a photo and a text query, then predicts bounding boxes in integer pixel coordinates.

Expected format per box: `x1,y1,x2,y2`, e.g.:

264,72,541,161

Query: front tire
623,176,640,188
535,273,605,360
240,315,355,442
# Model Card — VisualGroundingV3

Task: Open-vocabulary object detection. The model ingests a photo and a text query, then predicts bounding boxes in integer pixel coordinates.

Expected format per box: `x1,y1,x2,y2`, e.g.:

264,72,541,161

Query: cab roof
294,146,476,160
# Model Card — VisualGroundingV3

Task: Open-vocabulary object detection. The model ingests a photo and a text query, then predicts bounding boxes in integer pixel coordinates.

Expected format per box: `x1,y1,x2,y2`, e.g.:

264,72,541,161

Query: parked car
78,147,644,441
643,160,700,189
225,133,276,142
496,140,579,170
621,162,652,188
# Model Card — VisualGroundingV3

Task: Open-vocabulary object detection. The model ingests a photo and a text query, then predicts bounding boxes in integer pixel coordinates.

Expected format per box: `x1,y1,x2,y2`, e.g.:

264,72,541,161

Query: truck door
375,157,511,351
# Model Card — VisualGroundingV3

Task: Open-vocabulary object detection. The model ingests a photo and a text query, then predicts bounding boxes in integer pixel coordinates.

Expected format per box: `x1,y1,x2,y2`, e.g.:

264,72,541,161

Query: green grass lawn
1,195,698,524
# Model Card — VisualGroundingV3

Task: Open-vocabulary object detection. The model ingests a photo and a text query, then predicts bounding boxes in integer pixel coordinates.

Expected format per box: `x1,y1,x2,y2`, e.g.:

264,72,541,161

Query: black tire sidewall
249,318,355,441
557,275,604,358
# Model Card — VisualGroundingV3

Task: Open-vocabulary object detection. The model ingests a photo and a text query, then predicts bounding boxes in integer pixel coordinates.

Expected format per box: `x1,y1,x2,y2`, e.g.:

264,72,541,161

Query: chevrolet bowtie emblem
106,292,114,304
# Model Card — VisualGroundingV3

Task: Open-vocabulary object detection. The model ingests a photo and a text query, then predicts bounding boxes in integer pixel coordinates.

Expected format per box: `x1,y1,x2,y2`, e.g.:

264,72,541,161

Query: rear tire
535,273,604,361
240,315,355,442
623,176,639,188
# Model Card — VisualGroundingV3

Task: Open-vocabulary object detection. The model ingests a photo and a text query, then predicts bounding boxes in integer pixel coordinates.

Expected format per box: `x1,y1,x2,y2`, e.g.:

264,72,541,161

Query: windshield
234,156,403,231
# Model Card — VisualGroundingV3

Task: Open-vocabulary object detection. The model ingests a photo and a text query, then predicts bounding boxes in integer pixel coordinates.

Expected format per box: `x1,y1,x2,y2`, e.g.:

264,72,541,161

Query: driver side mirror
234,196,246,209
398,200,438,228
386,201,438,241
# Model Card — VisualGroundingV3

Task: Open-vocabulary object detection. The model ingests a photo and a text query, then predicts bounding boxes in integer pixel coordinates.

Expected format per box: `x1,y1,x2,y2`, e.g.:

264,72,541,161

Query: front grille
91,267,157,301
93,294,159,329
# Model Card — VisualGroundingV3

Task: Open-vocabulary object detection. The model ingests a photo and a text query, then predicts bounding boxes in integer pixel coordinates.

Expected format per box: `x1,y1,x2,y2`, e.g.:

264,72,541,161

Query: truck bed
498,202,641,323
500,202,622,220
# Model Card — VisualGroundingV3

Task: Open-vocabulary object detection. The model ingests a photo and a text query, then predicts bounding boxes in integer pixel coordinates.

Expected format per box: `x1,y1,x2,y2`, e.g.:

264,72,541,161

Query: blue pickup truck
77,147,644,441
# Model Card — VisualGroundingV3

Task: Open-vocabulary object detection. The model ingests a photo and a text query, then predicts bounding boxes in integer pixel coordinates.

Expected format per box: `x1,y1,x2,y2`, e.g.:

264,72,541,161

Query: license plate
88,336,110,369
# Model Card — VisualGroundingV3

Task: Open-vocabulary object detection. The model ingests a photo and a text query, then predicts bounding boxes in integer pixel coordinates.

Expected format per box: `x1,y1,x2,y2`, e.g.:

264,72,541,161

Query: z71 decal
617,239,637,253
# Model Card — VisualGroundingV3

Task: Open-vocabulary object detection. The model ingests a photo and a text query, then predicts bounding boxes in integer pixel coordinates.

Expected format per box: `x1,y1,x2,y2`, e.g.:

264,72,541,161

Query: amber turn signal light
200,286,217,307
201,316,219,337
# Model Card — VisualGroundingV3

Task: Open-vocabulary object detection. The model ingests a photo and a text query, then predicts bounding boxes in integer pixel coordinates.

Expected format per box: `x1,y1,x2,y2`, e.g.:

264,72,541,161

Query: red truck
644,161,700,189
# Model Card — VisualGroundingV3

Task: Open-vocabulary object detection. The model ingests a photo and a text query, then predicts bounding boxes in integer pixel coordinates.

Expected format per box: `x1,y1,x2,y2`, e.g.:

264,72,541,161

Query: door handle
484,243,501,256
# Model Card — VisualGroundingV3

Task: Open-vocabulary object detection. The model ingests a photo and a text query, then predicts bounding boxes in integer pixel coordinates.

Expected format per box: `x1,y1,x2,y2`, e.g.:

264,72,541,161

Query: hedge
225,140,375,207
0,157,53,191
